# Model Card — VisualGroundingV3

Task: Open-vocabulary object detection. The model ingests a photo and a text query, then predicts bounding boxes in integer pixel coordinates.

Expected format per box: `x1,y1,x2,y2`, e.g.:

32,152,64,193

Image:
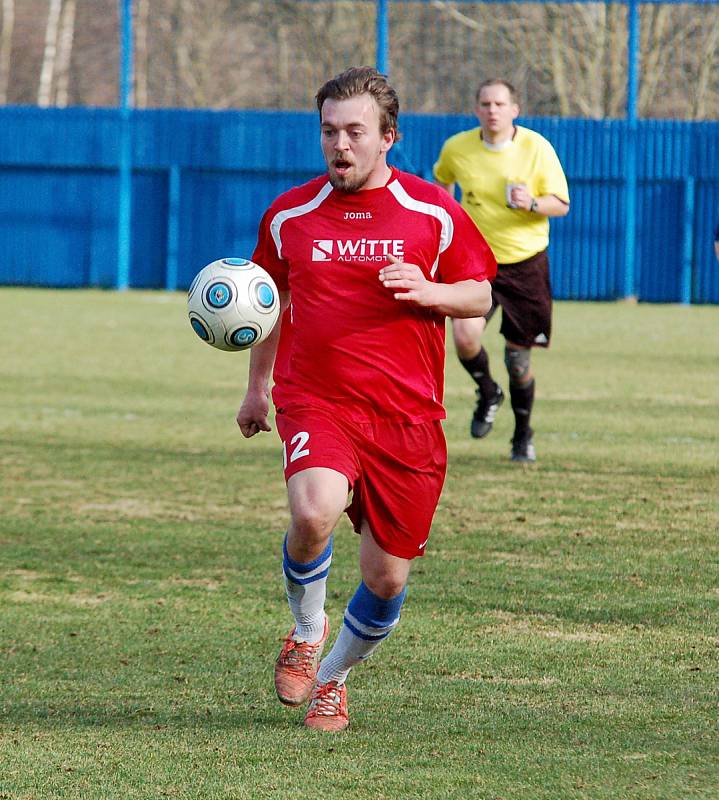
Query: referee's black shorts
485,249,552,348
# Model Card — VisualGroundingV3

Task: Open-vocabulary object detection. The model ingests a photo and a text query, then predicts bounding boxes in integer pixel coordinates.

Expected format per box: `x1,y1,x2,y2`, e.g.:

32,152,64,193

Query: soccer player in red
237,67,496,732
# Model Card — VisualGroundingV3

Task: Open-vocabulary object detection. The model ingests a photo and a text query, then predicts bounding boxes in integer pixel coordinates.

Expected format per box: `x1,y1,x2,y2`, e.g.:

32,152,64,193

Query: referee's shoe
471,384,504,439
511,429,536,463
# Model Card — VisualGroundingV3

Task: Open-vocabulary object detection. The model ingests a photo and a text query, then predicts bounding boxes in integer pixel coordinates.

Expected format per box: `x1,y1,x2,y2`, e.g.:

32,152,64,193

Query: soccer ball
187,258,280,351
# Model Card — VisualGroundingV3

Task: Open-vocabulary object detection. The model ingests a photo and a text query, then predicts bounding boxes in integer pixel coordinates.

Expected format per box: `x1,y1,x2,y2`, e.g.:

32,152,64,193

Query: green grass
1,288,717,799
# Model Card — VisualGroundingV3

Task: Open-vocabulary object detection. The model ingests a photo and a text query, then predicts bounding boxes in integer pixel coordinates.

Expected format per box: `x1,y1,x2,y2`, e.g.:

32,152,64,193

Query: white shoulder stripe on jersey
387,179,454,277
269,181,333,259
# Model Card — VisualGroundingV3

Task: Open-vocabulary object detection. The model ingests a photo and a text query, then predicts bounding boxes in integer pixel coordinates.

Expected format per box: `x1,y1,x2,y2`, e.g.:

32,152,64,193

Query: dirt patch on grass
5,589,112,607
487,610,610,642
75,498,251,522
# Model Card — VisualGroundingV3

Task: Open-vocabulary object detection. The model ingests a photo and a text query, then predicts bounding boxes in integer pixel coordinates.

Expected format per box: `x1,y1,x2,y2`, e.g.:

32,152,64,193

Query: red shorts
275,406,447,560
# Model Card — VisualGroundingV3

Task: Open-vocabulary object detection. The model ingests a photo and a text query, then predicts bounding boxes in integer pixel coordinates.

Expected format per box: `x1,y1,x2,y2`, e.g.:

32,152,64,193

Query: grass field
1,288,717,800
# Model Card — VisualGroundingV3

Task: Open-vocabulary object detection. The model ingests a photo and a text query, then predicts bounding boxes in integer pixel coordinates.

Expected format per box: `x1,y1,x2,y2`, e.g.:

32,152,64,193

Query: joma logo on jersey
312,239,404,262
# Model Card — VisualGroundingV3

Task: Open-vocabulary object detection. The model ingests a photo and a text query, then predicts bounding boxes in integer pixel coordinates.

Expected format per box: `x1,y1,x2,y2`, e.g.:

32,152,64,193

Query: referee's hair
476,79,518,104
316,66,402,142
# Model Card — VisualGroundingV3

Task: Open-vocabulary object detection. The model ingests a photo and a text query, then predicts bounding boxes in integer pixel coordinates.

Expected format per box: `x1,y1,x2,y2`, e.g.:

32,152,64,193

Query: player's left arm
509,186,569,217
379,255,492,318
237,289,290,438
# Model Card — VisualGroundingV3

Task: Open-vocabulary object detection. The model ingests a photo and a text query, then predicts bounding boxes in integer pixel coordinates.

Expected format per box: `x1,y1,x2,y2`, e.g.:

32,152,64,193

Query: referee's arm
435,179,455,198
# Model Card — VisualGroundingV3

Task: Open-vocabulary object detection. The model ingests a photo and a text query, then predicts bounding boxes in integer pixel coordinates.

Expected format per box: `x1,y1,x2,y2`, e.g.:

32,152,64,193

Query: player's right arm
236,290,290,438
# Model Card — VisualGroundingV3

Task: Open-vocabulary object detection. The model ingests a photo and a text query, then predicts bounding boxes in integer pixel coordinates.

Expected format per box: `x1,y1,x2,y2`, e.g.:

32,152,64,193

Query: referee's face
476,84,519,143
320,94,395,193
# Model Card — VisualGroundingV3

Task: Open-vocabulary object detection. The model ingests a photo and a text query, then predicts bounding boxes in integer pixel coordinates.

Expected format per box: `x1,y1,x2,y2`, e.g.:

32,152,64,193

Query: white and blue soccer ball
187,258,280,352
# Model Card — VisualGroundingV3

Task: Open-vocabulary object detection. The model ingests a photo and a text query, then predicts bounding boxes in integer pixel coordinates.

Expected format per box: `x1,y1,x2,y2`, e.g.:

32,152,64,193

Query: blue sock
317,580,407,685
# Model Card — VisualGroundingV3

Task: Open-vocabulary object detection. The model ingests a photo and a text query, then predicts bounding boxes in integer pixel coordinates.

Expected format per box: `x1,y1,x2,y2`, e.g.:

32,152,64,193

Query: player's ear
380,129,395,153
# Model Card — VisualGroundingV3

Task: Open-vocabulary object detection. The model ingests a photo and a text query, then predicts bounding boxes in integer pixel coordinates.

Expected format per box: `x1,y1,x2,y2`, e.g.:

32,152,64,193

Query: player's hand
379,255,439,307
236,387,271,438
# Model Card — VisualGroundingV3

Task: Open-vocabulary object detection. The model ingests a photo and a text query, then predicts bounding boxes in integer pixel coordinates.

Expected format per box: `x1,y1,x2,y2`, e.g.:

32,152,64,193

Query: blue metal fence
0,106,717,302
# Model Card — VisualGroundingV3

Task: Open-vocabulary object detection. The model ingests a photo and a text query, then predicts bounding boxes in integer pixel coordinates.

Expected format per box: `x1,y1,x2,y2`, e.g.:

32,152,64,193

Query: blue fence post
376,0,389,74
116,0,133,290
621,0,639,301
165,165,181,291
680,175,695,304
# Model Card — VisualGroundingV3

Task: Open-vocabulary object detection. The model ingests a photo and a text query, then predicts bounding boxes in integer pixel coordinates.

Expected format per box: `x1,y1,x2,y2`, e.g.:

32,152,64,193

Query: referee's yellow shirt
433,126,569,264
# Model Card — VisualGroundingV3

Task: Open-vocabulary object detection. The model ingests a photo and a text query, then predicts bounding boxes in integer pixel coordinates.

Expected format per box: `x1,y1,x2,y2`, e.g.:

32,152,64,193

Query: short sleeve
536,140,570,204
436,194,497,285
251,208,290,292
432,141,456,186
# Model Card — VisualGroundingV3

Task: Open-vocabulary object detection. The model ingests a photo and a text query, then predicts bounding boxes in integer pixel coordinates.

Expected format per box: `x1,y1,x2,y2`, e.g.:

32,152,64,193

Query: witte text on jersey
312,239,404,262
269,178,453,277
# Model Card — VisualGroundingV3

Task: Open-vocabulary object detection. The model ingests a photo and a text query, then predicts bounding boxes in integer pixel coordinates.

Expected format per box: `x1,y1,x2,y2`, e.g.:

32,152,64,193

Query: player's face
320,94,395,192
475,84,519,142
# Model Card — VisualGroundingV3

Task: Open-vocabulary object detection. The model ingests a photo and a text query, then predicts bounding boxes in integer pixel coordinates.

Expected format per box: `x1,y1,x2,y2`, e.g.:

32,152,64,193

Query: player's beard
328,162,370,193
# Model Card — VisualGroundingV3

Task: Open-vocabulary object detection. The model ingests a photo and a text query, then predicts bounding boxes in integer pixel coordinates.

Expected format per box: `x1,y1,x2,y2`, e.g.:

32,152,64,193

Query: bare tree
694,15,719,118
0,0,14,104
54,0,76,106
38,0,62,106
135,0,150,107
0,0,717,118
639,4,674,116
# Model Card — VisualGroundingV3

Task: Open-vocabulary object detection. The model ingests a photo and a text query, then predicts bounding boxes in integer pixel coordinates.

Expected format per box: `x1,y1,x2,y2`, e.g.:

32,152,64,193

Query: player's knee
363,572,407,601
504,346,532,385
287,470,346,545
288,496,339,550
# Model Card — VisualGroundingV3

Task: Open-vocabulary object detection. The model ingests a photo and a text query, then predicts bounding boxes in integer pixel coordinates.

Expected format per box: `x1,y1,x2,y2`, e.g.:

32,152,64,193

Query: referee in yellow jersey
434,78,570,462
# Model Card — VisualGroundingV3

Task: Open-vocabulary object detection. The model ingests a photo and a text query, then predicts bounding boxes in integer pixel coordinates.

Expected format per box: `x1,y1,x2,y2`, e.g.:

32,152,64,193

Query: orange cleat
274,616,329,706
303,680,349,732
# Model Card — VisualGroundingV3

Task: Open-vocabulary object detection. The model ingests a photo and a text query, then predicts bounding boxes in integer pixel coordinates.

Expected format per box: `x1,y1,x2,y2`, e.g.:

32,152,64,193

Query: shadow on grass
0,699,293,733
448,450,714,480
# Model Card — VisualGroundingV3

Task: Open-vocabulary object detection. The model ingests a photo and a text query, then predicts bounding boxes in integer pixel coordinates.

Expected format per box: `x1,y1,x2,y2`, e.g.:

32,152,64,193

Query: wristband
529,198,539,213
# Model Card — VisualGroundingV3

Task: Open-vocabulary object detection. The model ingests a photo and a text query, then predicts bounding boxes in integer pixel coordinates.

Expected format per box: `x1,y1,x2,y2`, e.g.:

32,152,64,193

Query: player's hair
316,66,402,142
475,78,518,104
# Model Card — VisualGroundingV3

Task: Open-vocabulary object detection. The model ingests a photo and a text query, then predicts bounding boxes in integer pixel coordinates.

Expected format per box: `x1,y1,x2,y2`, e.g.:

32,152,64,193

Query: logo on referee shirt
312,239,404,263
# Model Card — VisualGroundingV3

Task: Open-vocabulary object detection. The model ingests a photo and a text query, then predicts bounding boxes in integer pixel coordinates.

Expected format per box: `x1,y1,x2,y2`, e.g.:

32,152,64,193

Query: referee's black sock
459,347,497,398
510,379,535,438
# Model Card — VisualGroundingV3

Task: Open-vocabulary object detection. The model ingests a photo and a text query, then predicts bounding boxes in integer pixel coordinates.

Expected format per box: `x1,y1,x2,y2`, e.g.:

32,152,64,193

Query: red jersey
252,167,496,423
